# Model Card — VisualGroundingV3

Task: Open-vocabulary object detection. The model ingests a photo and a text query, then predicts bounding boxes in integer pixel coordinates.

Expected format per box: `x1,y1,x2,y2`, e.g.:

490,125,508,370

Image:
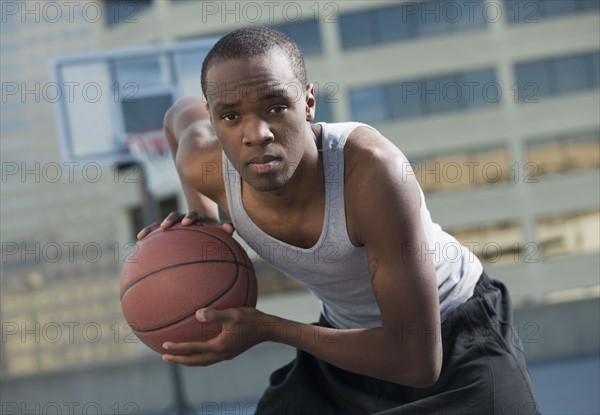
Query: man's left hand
161,307,269,366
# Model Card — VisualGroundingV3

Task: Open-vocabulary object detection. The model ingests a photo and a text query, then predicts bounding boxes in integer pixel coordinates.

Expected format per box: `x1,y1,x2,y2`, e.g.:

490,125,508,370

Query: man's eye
222,113,239,121
268,106,287,114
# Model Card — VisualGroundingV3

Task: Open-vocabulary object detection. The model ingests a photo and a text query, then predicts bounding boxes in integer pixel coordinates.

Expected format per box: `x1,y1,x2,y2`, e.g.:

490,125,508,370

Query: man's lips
247,155,280,165
246,155,281,174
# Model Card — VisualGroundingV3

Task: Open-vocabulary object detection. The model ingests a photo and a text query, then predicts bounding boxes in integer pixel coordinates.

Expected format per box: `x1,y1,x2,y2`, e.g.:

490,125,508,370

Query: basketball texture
120,223,257,355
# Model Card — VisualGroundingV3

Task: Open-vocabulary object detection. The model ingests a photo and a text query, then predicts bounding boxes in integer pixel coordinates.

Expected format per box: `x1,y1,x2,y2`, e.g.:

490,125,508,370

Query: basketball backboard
50,37,218,166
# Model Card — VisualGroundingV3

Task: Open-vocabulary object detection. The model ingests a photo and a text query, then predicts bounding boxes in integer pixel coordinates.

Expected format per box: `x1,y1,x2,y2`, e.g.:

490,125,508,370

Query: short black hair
201,26,308,97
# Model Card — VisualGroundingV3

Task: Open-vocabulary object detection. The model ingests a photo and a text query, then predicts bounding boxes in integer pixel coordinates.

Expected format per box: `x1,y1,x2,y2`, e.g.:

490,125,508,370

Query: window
114,57,169,87
105,0,152,27
389,82,422,119
111,55,177,140
472,147,511,185
514,51,599,101
349,86,387,124
314,99,334,123
424,75,462,114
504,0,599,24
121,94,174,133
434,152,475,191
554,55,589,93
462,69,498,107
412,145,511,193
349,68,499,123
339,11,375,49
175,47,212,96
526,138,565,175
339,1,487,50
514,61,552,101
582,0,600,11
536,210,600,258
450,0,486,30
565,130,600,169
272,20,322,55
526,129,600,176
449,221,525,267
543,0,578,16
417,1,450,37
376,6,411,42
588,52,600,88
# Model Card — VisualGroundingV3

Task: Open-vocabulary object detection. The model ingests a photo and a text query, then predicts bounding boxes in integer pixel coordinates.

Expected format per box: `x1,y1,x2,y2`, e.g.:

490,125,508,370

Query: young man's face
204,49,316,192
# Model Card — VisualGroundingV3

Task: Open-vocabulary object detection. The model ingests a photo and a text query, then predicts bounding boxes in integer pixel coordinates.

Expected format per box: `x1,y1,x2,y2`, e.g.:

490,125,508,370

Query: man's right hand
136,211,234,240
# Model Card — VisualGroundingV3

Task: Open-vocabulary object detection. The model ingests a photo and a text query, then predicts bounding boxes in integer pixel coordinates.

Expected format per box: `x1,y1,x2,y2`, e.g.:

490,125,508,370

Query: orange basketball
120,223,257,355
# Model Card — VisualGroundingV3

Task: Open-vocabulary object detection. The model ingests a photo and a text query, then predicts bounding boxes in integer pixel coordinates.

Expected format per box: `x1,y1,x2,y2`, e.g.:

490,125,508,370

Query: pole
134,161,195,415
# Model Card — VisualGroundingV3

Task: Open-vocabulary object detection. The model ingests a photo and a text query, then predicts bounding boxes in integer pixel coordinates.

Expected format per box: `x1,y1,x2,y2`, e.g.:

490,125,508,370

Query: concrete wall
514,297,600,363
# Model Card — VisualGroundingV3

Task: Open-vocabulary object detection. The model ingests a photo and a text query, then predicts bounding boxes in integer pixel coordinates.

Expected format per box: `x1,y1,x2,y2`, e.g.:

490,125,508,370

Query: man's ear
206,103,213,125
305,84,316,121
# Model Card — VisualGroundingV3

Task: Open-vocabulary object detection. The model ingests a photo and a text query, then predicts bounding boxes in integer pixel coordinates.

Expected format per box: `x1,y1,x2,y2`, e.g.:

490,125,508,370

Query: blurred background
1,0,599,414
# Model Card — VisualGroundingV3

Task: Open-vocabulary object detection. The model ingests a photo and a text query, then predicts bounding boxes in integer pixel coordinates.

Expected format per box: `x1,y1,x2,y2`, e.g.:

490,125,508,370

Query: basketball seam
120,259,251,300
169,226,254,268
134,225,253,270
130,276,237,333
128,263,241,333
243,271,251,306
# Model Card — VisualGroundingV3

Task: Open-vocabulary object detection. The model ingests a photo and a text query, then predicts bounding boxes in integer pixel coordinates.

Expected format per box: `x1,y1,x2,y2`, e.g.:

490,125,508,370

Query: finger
160,211,185,228
196,307,234,323
162,352,222,367
137,222,160,240
181,211,201,225
162,337,221,355
221,222,235,235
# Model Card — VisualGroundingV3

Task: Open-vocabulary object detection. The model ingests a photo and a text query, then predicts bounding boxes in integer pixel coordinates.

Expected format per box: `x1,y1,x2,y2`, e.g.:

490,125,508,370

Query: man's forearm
260,314,438,388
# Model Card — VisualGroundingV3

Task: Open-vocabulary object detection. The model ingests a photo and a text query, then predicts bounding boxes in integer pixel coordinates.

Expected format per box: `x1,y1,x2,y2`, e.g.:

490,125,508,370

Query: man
138,27,539,414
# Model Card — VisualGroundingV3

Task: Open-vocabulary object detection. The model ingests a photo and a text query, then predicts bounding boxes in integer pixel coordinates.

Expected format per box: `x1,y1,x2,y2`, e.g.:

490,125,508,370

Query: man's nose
242,117,275,146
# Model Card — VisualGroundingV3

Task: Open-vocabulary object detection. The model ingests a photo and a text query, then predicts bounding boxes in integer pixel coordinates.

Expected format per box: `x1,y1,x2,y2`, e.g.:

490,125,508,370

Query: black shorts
255,272,540,414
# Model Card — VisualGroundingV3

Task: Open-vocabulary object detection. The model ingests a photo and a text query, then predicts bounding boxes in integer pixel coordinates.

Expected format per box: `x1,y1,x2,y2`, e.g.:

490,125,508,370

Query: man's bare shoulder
343,125,414,204
344,126,409,175
165,97,211,139
175,123,221,162
165,97,220,158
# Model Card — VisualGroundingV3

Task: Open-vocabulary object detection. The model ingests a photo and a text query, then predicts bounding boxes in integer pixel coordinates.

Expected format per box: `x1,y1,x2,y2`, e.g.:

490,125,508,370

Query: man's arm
164,122,219,221
137,97,226,239
164,97,221,219
162,128,442,387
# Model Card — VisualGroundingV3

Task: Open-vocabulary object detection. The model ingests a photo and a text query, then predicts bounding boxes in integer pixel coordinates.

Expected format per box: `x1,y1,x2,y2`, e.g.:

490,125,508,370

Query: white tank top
223,122,482,329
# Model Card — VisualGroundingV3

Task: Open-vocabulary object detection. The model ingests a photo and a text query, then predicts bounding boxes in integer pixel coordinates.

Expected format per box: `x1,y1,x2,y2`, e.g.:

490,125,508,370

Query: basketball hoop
126,129,180,198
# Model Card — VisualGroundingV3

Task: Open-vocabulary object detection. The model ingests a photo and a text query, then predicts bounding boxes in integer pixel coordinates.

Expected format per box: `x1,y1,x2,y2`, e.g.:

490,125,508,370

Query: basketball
120,223,257,355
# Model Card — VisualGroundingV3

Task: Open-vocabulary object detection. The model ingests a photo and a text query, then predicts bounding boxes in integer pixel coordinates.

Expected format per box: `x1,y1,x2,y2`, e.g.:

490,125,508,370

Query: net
126,129,181,198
